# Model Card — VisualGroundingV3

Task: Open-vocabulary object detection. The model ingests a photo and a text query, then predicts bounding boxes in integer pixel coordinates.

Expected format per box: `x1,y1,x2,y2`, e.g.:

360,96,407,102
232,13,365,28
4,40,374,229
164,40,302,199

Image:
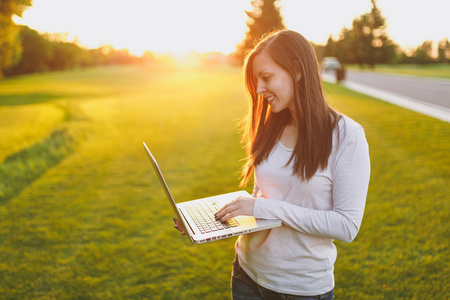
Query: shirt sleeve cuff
253,197,278,219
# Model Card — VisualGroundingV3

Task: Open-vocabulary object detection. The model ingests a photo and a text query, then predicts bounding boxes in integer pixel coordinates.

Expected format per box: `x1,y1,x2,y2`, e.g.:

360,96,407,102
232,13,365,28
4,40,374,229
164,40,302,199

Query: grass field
0,65,449,299
347,63,450,79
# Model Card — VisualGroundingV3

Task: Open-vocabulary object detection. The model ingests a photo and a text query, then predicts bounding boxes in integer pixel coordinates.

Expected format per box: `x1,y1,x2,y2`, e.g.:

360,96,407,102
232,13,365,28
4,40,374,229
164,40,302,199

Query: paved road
322,70,450,122
341,70,450,109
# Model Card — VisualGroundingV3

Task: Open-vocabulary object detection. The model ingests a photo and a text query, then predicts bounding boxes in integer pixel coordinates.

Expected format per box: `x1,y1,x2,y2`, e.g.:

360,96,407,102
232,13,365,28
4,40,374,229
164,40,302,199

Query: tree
324,35,338,58
5,26,52,75
327,0,397,67
413,40,434,64
438,38,449,63
0,0,32,78
234,0,285,63
47,41,82,71
336,28,357,65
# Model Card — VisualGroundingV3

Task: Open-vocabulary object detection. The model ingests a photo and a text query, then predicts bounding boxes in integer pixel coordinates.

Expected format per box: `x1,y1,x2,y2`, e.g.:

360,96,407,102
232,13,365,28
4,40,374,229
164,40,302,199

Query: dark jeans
231,257,334,300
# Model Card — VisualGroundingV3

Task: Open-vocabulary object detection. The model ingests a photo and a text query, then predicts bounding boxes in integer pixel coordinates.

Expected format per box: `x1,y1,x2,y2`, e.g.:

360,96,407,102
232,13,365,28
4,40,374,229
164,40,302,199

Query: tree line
4,26,147,77
319,0,449,66
237,0,449,67
0,0,151,79
1,0,449,79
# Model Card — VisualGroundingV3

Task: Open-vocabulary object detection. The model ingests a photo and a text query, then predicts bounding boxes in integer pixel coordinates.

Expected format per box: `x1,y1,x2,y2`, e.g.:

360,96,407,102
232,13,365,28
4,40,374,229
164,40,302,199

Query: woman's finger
215,202,238,220
216,197,256,221
173,218,186,235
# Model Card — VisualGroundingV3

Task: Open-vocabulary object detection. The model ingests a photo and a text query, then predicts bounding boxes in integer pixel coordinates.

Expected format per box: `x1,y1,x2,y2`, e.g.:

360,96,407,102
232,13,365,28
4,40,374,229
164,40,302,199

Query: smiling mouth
266,96,275,103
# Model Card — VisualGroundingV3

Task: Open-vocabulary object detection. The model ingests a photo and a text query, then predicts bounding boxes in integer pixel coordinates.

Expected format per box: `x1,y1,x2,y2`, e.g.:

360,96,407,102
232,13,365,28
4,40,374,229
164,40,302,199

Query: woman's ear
296,73,301,82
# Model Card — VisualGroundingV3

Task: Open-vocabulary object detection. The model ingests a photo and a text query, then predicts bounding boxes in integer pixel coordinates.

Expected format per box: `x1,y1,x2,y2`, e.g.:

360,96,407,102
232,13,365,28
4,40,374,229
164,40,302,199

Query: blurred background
2,0,449,76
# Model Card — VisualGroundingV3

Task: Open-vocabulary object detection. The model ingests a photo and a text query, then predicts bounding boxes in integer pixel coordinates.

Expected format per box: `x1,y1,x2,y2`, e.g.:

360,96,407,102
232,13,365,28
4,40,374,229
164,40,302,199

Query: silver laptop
143,142,281,244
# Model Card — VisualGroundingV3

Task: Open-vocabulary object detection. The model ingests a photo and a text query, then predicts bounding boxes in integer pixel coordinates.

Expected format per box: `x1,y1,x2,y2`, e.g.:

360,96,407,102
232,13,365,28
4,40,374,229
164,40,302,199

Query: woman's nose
256,82,266,96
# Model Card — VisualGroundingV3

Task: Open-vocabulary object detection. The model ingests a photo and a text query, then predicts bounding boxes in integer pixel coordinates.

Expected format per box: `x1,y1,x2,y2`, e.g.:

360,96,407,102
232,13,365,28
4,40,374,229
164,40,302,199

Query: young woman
177,30,370,299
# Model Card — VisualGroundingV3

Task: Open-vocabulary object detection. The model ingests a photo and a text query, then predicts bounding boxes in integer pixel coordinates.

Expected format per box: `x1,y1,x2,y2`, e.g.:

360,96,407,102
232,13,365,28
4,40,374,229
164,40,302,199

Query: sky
13,0,450,56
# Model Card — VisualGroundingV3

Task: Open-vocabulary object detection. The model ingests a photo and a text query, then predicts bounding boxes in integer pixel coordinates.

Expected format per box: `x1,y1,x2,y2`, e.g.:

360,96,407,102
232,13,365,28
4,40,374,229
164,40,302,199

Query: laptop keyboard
185,201,239,234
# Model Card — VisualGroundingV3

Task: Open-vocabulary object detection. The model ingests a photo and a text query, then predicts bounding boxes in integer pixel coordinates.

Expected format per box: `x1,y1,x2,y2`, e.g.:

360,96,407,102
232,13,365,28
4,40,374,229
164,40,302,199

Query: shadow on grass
0,93,68,106
0,127,84,205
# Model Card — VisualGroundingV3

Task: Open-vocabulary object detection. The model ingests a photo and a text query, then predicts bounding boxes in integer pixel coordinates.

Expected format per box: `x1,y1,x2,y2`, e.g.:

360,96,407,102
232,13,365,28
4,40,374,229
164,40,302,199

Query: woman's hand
173,218,186,235
215,196,256,221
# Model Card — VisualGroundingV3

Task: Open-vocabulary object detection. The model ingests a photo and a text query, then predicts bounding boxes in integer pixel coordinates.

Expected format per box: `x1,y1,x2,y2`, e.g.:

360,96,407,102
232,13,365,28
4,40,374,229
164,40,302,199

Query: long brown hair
240,30,341,186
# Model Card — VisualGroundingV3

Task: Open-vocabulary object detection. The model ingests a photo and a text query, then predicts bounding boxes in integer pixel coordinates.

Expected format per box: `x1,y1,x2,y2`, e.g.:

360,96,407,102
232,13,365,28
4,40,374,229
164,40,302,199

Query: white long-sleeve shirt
235,115,370,295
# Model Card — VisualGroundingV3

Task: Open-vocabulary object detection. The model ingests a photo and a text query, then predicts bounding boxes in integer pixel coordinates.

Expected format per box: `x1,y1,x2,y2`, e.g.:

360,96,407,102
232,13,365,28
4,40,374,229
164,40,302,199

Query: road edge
322,73,450,123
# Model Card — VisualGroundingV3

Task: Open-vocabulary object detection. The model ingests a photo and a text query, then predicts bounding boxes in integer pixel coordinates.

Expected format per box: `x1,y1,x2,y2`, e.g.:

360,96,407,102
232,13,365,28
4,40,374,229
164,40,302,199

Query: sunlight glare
13,0,449,55
15,0,250,56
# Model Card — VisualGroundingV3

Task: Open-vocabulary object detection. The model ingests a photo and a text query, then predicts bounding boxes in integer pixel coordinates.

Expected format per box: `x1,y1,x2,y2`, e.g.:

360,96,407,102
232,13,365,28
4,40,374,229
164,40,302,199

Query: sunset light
13,0,252,55
2,0,449,298
12,0,450,56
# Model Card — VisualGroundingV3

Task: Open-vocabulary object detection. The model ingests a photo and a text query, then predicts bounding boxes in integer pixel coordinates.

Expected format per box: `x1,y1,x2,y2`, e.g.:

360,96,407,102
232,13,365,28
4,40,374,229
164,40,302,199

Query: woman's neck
279,121,298,149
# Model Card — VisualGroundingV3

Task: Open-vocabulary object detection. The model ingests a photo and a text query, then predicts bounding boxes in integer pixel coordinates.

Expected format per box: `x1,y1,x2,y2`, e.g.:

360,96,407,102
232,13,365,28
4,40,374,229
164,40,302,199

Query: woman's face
252,51,297,114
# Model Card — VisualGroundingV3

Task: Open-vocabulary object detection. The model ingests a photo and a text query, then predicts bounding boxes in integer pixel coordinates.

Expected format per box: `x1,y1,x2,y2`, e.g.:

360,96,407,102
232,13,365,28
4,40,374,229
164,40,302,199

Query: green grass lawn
0,65,448,299
347,63,450,79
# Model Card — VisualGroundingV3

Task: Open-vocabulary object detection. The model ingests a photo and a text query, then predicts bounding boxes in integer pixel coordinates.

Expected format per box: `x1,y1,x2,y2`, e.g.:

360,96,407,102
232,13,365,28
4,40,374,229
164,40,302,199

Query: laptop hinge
178,209,195,234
